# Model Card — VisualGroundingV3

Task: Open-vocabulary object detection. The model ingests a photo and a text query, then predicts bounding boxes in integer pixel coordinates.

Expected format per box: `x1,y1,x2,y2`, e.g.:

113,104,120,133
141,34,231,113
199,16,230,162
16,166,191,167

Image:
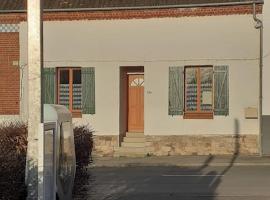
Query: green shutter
82,67,95,114
214,65,229,116
168,66,184,115
42,68,56,104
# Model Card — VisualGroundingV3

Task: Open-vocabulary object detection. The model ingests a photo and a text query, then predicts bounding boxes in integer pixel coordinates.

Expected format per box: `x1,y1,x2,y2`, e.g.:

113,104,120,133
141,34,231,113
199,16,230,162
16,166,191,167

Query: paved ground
73,165,270,200
90,155,270,167
73,156,270,200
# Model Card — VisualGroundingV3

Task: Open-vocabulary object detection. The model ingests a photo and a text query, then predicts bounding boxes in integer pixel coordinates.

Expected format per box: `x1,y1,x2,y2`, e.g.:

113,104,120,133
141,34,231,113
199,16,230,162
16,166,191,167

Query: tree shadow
73,119,241,200
220,118,240,176
188,118,240,199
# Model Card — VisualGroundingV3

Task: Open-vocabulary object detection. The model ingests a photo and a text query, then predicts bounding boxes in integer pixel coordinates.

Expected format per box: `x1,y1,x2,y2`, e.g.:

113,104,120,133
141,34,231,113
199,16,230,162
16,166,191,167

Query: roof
0,0,263,12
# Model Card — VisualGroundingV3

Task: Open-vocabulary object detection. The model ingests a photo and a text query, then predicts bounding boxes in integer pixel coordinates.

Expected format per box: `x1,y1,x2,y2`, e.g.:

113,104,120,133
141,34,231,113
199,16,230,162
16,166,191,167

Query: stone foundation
145,135,259,156
92,135,118,157
92,134,259,157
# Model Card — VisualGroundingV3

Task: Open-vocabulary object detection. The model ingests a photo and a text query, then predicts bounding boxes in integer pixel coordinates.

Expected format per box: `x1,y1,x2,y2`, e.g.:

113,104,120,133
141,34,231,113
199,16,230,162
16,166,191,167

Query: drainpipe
253,3,263,156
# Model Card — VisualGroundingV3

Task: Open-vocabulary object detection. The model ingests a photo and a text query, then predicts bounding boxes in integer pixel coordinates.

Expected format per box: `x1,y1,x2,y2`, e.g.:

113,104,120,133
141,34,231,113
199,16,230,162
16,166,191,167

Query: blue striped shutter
82,68,95,114
214,66,229,116
42,68,56,104
168,67,184,115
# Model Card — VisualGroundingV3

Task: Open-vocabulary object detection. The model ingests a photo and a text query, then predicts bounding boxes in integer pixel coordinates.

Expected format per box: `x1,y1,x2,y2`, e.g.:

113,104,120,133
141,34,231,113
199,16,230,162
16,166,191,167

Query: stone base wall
92,135,119,157
92,135,259,157
146,135,259,156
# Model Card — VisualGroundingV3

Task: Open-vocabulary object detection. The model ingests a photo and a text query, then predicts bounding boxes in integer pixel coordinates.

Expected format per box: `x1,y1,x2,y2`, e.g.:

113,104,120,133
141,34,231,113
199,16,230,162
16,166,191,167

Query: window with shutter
184,66,214,119
168,65,229,119
168,67,184,115
43,68,56,104
214,66,229,116
82,67,95,115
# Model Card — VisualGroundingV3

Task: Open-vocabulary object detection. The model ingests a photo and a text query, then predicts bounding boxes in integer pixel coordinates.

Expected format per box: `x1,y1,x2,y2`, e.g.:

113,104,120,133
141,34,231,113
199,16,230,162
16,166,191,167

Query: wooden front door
128,74,144,132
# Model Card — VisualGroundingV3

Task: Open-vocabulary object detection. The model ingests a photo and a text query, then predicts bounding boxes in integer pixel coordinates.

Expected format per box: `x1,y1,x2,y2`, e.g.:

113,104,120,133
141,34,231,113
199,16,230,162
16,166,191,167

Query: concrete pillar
26,0,43,199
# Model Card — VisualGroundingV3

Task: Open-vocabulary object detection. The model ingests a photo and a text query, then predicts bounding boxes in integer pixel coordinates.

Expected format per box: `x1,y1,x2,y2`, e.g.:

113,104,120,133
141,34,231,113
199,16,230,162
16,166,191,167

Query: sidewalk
90,155,270,168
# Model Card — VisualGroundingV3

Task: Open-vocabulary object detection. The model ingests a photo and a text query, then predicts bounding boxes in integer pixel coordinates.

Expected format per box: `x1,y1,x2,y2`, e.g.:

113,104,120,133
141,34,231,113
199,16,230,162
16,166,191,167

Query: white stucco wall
20,14,260,136
263,1,270,115
0,115,22,124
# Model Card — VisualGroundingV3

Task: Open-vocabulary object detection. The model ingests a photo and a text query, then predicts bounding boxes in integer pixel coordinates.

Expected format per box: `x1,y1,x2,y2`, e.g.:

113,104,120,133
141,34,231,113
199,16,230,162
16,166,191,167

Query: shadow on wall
221,118,240,175
73,119,241,200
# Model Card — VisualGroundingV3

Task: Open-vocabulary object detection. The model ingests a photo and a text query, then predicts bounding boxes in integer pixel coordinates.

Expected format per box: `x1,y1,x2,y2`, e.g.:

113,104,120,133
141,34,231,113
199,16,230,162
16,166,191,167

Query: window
184,66,213,119
43,67,95,116
168,65,229,118
58,68,82,117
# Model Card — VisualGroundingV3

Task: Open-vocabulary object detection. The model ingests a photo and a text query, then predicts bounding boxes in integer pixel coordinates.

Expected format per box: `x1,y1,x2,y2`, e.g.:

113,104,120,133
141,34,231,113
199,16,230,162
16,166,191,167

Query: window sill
184,112,213,119
72,111,82,118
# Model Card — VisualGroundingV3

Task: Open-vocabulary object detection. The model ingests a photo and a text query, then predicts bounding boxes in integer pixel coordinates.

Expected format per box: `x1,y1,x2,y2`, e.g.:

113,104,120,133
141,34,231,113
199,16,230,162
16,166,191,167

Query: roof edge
0,0,264,14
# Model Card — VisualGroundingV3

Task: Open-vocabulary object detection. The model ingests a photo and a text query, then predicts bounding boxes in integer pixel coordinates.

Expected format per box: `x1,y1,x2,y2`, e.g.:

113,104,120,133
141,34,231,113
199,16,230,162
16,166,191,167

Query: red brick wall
0,13,24,24
0,4,263,22
0,33,20,115
43,5,262,21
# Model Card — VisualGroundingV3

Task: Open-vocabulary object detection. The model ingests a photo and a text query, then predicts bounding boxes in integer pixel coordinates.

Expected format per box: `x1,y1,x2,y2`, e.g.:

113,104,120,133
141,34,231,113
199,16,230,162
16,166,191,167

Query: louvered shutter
82,67,95,114
42,68,56,104
214,66,229,116
168,66,184,115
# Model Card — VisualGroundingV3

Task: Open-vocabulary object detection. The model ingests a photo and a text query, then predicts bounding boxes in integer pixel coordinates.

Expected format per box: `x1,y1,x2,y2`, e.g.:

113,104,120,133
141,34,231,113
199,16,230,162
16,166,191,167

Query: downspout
253,3,263,156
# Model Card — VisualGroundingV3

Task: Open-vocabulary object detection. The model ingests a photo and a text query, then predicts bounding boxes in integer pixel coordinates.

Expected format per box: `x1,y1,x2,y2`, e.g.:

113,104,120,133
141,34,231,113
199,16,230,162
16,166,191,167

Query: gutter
0,0,264,13
253,3,263,156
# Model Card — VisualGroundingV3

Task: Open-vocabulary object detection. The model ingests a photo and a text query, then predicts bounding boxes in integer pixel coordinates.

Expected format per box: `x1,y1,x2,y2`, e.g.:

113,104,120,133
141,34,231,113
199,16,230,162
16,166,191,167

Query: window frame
57,67,82,118
184,66,214,119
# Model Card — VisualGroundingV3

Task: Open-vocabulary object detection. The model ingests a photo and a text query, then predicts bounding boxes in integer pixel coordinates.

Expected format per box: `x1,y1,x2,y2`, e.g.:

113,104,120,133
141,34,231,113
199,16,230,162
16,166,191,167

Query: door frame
119,67,144,144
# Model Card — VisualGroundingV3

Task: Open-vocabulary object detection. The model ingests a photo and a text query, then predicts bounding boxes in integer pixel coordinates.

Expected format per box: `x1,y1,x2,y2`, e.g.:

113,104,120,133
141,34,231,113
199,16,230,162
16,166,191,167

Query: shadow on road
73,119,240,200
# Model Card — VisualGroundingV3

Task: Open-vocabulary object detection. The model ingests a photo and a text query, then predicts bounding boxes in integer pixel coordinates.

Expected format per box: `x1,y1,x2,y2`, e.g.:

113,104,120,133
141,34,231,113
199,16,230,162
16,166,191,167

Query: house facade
0,0,266,157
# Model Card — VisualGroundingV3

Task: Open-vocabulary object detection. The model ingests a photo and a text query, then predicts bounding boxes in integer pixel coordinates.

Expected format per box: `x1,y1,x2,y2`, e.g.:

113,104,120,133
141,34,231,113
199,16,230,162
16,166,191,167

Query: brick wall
0,4,263,22
0,33,20,115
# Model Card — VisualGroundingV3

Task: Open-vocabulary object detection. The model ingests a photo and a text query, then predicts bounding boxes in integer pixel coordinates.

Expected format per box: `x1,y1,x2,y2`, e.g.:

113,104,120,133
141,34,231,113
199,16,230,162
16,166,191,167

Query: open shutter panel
168,66,184,115
82,67,95,114
42,68,56,104
214,66,229,116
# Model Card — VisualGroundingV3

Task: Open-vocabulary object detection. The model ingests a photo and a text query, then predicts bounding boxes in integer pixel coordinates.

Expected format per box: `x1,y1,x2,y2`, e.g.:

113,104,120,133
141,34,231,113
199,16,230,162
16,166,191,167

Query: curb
89,162,270,168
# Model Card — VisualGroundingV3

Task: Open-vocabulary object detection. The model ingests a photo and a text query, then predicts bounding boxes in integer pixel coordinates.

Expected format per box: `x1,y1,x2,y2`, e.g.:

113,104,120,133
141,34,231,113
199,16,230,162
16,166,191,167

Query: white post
26,0,43,199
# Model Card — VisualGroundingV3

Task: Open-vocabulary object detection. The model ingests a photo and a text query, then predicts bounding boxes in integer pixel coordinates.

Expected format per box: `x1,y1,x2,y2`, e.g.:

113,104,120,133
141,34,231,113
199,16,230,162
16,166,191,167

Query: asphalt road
73,165,270,200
